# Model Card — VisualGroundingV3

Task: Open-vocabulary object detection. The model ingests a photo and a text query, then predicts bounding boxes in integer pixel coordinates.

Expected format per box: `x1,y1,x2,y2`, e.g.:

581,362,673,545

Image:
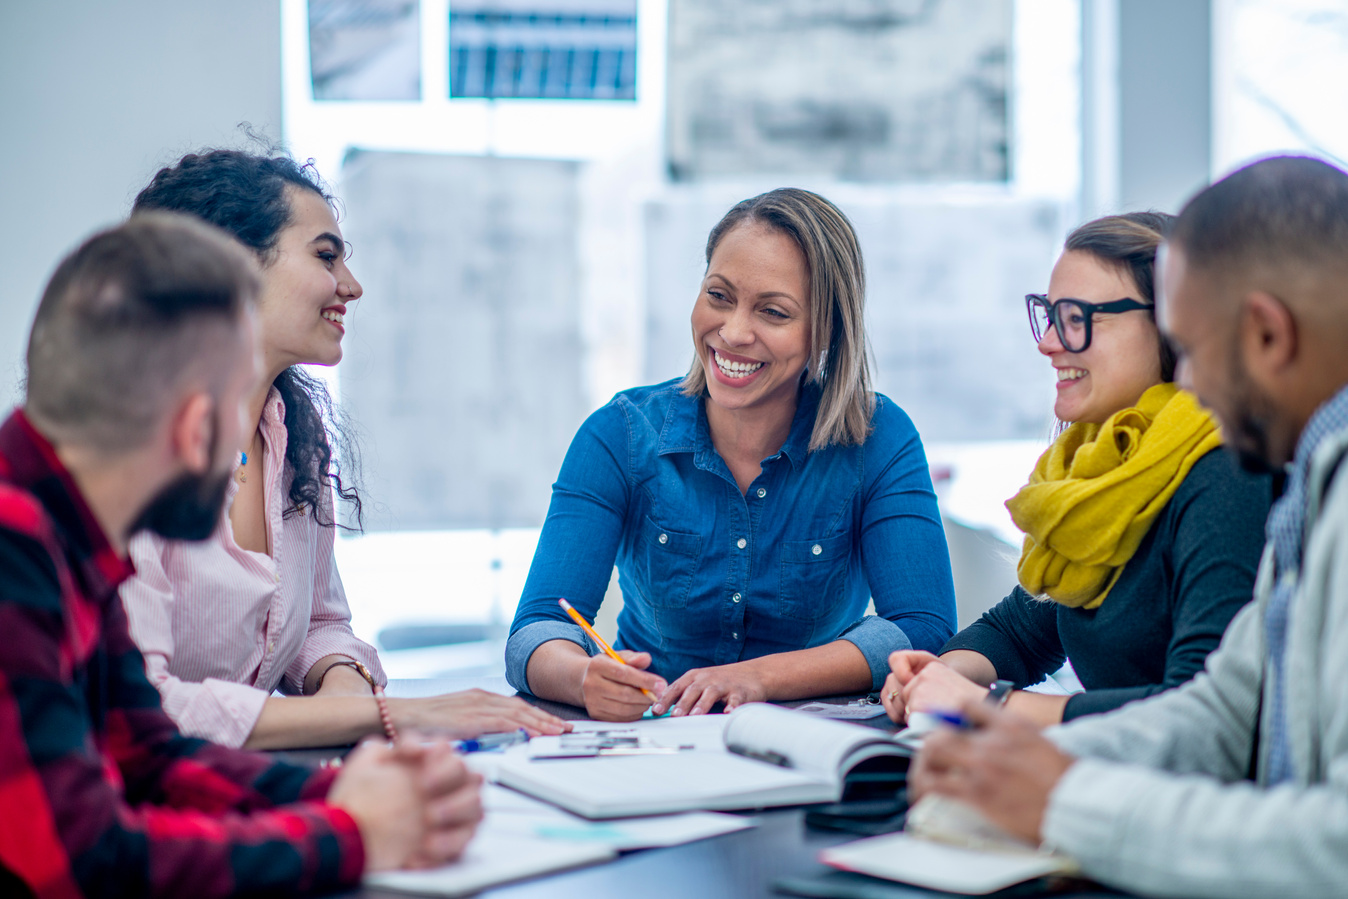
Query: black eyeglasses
1025,294,1152,353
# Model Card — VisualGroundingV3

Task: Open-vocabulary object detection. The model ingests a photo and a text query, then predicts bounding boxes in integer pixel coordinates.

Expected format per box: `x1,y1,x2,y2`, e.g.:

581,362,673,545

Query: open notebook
495,703,910,819
818,795,1079,895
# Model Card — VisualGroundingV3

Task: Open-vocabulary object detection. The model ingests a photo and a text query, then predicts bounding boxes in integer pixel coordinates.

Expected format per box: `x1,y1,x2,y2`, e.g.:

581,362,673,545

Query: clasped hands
879,650,992,725
578,650,768,720
328,736,484,873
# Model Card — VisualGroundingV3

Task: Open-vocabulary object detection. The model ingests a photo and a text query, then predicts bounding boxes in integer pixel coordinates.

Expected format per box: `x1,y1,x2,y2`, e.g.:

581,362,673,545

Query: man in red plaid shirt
0,213,482,898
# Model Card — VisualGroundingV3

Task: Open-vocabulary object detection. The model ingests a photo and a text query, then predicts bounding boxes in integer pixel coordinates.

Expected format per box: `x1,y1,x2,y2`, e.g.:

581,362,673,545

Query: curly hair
133,146,364,530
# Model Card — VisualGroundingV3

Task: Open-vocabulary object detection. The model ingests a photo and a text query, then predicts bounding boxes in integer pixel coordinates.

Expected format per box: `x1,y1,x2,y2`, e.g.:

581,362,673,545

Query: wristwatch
987,679,1015,707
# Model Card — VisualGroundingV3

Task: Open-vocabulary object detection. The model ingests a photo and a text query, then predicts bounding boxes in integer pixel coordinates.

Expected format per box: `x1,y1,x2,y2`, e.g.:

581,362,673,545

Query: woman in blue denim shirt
506,189,957,720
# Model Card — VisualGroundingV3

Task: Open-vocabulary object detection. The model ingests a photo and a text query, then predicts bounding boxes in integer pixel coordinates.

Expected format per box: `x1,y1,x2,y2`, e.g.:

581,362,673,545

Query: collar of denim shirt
656,373,820,472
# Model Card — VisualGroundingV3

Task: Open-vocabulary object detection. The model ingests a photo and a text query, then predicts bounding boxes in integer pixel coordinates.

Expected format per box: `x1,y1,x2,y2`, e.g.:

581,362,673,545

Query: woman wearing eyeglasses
882,212,1272,727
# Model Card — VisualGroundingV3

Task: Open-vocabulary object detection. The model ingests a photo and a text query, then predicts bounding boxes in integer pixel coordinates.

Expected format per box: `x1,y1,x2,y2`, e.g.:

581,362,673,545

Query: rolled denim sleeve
506,401,630,694
856,399,958,676
838,614,914,690
506,620,598,694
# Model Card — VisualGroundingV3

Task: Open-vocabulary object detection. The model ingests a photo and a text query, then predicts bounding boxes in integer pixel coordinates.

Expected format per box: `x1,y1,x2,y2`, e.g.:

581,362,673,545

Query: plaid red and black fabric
0,411,365,898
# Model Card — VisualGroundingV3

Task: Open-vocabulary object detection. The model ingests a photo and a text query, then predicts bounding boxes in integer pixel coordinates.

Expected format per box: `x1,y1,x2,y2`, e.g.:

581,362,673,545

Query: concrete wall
0,0,282,403
338,150,588,531
666,0,1011,182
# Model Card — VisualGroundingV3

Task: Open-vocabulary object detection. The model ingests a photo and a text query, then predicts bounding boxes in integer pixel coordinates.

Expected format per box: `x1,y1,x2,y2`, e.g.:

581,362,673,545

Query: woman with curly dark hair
119,147,569,748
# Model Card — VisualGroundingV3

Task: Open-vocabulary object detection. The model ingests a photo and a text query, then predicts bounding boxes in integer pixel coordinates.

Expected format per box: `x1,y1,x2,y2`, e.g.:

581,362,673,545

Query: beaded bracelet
313,658,399,743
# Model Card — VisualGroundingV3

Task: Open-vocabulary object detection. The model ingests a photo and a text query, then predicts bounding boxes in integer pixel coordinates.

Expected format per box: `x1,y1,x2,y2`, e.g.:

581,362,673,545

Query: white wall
0,0,283,404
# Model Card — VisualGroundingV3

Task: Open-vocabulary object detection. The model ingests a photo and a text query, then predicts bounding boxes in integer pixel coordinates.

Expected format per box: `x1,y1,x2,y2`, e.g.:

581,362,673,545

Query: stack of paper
366,832,614,897
364,781,756,896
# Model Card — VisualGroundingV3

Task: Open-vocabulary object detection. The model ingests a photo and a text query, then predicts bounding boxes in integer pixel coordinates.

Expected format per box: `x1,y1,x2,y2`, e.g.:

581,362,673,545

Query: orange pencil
558,598,658,702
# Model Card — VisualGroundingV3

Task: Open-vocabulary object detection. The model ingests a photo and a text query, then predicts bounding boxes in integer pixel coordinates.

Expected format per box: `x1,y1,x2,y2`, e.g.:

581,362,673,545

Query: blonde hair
681,188,875,451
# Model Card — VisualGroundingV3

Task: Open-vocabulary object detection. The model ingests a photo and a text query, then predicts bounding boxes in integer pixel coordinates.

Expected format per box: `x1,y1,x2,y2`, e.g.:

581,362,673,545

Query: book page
905,795,1042,854
723,703,903,783
500,750,824,811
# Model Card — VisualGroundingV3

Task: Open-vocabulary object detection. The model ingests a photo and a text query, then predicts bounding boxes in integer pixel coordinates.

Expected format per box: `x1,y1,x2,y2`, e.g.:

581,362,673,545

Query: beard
130,408,236,541
1231,435,1275,475
129,467,232,541
1222,352,1280,476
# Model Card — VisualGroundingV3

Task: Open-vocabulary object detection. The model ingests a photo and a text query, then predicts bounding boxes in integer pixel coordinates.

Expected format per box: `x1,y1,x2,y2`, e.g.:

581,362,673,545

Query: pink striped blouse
119,388,385,747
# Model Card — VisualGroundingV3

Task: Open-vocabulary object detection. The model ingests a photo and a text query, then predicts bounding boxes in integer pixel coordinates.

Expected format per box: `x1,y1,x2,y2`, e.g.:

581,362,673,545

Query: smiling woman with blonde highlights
681,188,873,451
507,188,958,720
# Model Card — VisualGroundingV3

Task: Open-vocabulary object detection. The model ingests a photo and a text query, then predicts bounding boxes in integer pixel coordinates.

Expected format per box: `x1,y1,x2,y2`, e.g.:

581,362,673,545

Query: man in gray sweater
908,154,1348,899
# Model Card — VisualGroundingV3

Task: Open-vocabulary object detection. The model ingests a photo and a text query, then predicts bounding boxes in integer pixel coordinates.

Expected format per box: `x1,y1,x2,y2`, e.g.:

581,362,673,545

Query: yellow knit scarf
1006,383,1222,608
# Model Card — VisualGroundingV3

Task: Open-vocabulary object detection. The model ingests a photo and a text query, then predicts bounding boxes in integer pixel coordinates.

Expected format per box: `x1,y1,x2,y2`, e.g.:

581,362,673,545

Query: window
450,1,638,100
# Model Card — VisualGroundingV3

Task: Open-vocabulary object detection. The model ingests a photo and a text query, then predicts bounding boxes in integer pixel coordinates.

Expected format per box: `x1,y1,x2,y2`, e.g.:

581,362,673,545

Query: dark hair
1173,155,1348,284
27,213,258,450
133,148,363,530
681,188,874,451
1064,211,1178,382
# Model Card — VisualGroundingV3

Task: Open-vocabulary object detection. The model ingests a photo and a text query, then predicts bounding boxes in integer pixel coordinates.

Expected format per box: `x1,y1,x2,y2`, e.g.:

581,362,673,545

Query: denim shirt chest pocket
778,531,853,621
636,515,703,609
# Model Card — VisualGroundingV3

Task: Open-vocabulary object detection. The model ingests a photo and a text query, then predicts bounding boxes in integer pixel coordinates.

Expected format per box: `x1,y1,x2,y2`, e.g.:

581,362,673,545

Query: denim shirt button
658,533,668,544
733,632,739,639
731,593,742,603
736,537,747,549
756,487,767,498
811,544,822,555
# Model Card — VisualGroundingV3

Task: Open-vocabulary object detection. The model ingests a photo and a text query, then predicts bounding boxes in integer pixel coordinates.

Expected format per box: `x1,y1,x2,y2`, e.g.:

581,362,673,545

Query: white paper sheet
822,832,1073,895
792,701,889,720
365,830,614,897
481,783,755,849
566,713,731,751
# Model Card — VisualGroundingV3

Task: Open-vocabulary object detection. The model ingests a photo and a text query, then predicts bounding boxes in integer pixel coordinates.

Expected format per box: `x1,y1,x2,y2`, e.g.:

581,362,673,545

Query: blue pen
927,680,1014,730
455,728,530,753
928,710,975,729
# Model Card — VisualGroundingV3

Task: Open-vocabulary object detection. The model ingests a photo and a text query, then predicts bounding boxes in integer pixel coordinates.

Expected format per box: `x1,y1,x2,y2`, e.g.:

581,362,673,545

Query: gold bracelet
312,658,375,692
312,658,398,743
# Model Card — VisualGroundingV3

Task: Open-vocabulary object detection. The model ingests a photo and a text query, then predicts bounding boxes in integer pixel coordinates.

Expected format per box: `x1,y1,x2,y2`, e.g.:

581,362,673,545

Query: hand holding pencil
559,598,668,721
